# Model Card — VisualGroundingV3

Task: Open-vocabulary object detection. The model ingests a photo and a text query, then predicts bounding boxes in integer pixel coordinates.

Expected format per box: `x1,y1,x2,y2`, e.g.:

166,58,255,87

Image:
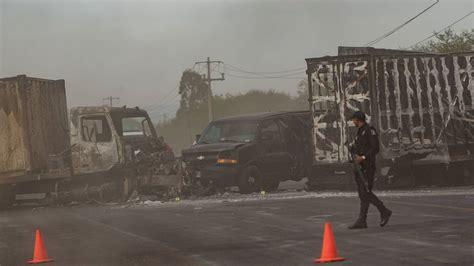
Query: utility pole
103,96,120,107
195,57,225,121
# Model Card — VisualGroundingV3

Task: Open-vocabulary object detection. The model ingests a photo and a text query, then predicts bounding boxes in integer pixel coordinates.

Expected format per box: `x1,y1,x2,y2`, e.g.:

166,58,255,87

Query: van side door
258,119,291,178
279,115,311,180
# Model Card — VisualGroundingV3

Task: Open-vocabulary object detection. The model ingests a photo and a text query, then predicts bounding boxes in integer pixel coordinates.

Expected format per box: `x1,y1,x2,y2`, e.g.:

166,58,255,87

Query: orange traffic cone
314,223,345,263
28,229,54,264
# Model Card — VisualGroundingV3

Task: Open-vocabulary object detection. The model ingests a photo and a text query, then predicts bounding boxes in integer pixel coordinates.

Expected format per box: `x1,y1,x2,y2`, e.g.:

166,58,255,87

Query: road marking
64,210,217,266
66,210,178,248
384,200,474,212
242,219,304,233
276,240,307,249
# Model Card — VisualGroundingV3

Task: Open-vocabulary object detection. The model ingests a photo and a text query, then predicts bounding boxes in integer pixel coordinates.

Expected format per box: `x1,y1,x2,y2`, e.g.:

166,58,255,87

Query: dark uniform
349,113,392,229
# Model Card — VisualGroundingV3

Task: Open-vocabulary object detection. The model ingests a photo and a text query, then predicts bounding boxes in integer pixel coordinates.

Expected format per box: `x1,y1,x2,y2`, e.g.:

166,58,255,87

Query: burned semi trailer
306,48,474,188
0,75,182,206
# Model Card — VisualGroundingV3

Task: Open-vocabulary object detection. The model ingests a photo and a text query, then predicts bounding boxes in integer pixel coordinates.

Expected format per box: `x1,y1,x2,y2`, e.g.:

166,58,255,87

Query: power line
146,92,180,112
224,65,306,79
147,101,179,115
145,83,180,111
225,72,305,80
223,63,307,80
150,94,180,110
146,64,195,111
364,0,440,46
224,63,306,75
410,11,474,48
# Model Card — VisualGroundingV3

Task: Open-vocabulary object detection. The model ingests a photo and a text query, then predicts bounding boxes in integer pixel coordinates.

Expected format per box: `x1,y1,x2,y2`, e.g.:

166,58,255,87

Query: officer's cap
351,111,366,122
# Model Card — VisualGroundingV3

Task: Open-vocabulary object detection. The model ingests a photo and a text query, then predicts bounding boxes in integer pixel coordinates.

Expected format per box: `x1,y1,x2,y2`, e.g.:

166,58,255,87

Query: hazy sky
1,0,473,119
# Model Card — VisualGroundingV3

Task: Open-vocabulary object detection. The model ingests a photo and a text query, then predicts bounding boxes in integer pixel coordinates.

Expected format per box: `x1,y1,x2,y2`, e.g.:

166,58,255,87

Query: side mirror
195,134,201,143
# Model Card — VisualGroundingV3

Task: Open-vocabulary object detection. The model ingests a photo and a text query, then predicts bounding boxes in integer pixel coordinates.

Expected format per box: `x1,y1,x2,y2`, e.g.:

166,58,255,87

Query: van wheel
238,166,263,194
264,178,280,192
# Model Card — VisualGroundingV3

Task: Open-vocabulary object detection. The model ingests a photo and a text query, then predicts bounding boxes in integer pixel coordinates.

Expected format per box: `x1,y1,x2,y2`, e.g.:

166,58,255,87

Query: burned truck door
71,114,119,174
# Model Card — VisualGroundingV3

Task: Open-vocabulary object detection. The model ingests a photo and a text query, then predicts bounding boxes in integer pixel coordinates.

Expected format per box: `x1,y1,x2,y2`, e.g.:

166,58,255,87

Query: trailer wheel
54,181,71,205
238,166,263,194
448,162,474,186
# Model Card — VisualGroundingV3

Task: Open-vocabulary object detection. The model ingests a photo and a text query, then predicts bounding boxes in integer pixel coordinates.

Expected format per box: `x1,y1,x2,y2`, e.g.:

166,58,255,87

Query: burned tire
99,183,120,202
54,181,72,205
121,176,138,200
238,166,263,194
264,178,280,192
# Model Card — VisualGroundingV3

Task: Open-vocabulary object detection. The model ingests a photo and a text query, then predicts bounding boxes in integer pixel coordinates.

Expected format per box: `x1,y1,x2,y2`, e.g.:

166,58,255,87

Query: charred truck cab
68,106,180,198
70,106,159,176
182,111,311,193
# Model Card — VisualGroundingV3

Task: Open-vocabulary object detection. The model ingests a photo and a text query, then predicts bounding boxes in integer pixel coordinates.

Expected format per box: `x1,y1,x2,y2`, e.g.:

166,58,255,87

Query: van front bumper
191,164,241,187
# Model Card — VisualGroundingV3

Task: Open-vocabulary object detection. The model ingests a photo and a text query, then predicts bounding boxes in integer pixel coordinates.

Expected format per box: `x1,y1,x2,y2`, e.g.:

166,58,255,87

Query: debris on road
124,186,474,209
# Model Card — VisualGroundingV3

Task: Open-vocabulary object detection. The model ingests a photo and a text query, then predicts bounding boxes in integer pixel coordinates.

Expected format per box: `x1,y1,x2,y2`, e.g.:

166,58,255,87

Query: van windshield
198,121,259,144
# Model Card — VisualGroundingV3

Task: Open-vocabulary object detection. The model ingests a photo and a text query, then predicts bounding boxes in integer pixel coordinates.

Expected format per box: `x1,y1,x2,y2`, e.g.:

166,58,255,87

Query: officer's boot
348,215,368,229
371,194,392,227
379,207,392,227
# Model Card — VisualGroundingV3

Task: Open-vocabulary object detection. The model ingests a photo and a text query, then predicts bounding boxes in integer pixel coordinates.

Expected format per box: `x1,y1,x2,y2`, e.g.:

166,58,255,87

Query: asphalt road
0,187,473,266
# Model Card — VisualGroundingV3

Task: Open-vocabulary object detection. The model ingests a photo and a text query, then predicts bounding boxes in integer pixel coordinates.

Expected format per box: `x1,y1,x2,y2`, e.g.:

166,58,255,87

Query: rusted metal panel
0,80,27,176
0,75,70,179
306,51,474,165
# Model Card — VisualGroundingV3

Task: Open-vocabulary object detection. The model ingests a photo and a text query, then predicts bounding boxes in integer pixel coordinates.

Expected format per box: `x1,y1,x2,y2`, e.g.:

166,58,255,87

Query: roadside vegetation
411,29,473,53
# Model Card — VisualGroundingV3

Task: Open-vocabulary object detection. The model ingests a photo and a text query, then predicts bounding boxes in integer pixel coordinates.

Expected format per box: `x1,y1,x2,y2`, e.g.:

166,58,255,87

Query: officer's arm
364,128,380,160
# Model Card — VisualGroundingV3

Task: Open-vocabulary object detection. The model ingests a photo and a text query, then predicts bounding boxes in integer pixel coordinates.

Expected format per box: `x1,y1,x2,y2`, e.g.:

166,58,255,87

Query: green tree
177,69,208,117
412,29,474,53
296,79,308,105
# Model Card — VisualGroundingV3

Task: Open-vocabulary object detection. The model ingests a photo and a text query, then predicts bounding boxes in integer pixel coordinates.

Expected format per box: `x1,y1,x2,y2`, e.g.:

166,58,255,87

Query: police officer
348,111,392,229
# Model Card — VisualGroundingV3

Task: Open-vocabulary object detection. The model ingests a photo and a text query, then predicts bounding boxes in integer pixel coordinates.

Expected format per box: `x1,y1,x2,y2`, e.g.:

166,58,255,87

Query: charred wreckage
181,47,474,192
0,75,181,206
1,47,473,206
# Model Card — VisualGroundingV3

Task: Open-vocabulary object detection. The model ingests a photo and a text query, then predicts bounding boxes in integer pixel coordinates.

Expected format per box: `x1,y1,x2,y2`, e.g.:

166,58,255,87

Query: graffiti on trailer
307,53,474,164
308,57,371,163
